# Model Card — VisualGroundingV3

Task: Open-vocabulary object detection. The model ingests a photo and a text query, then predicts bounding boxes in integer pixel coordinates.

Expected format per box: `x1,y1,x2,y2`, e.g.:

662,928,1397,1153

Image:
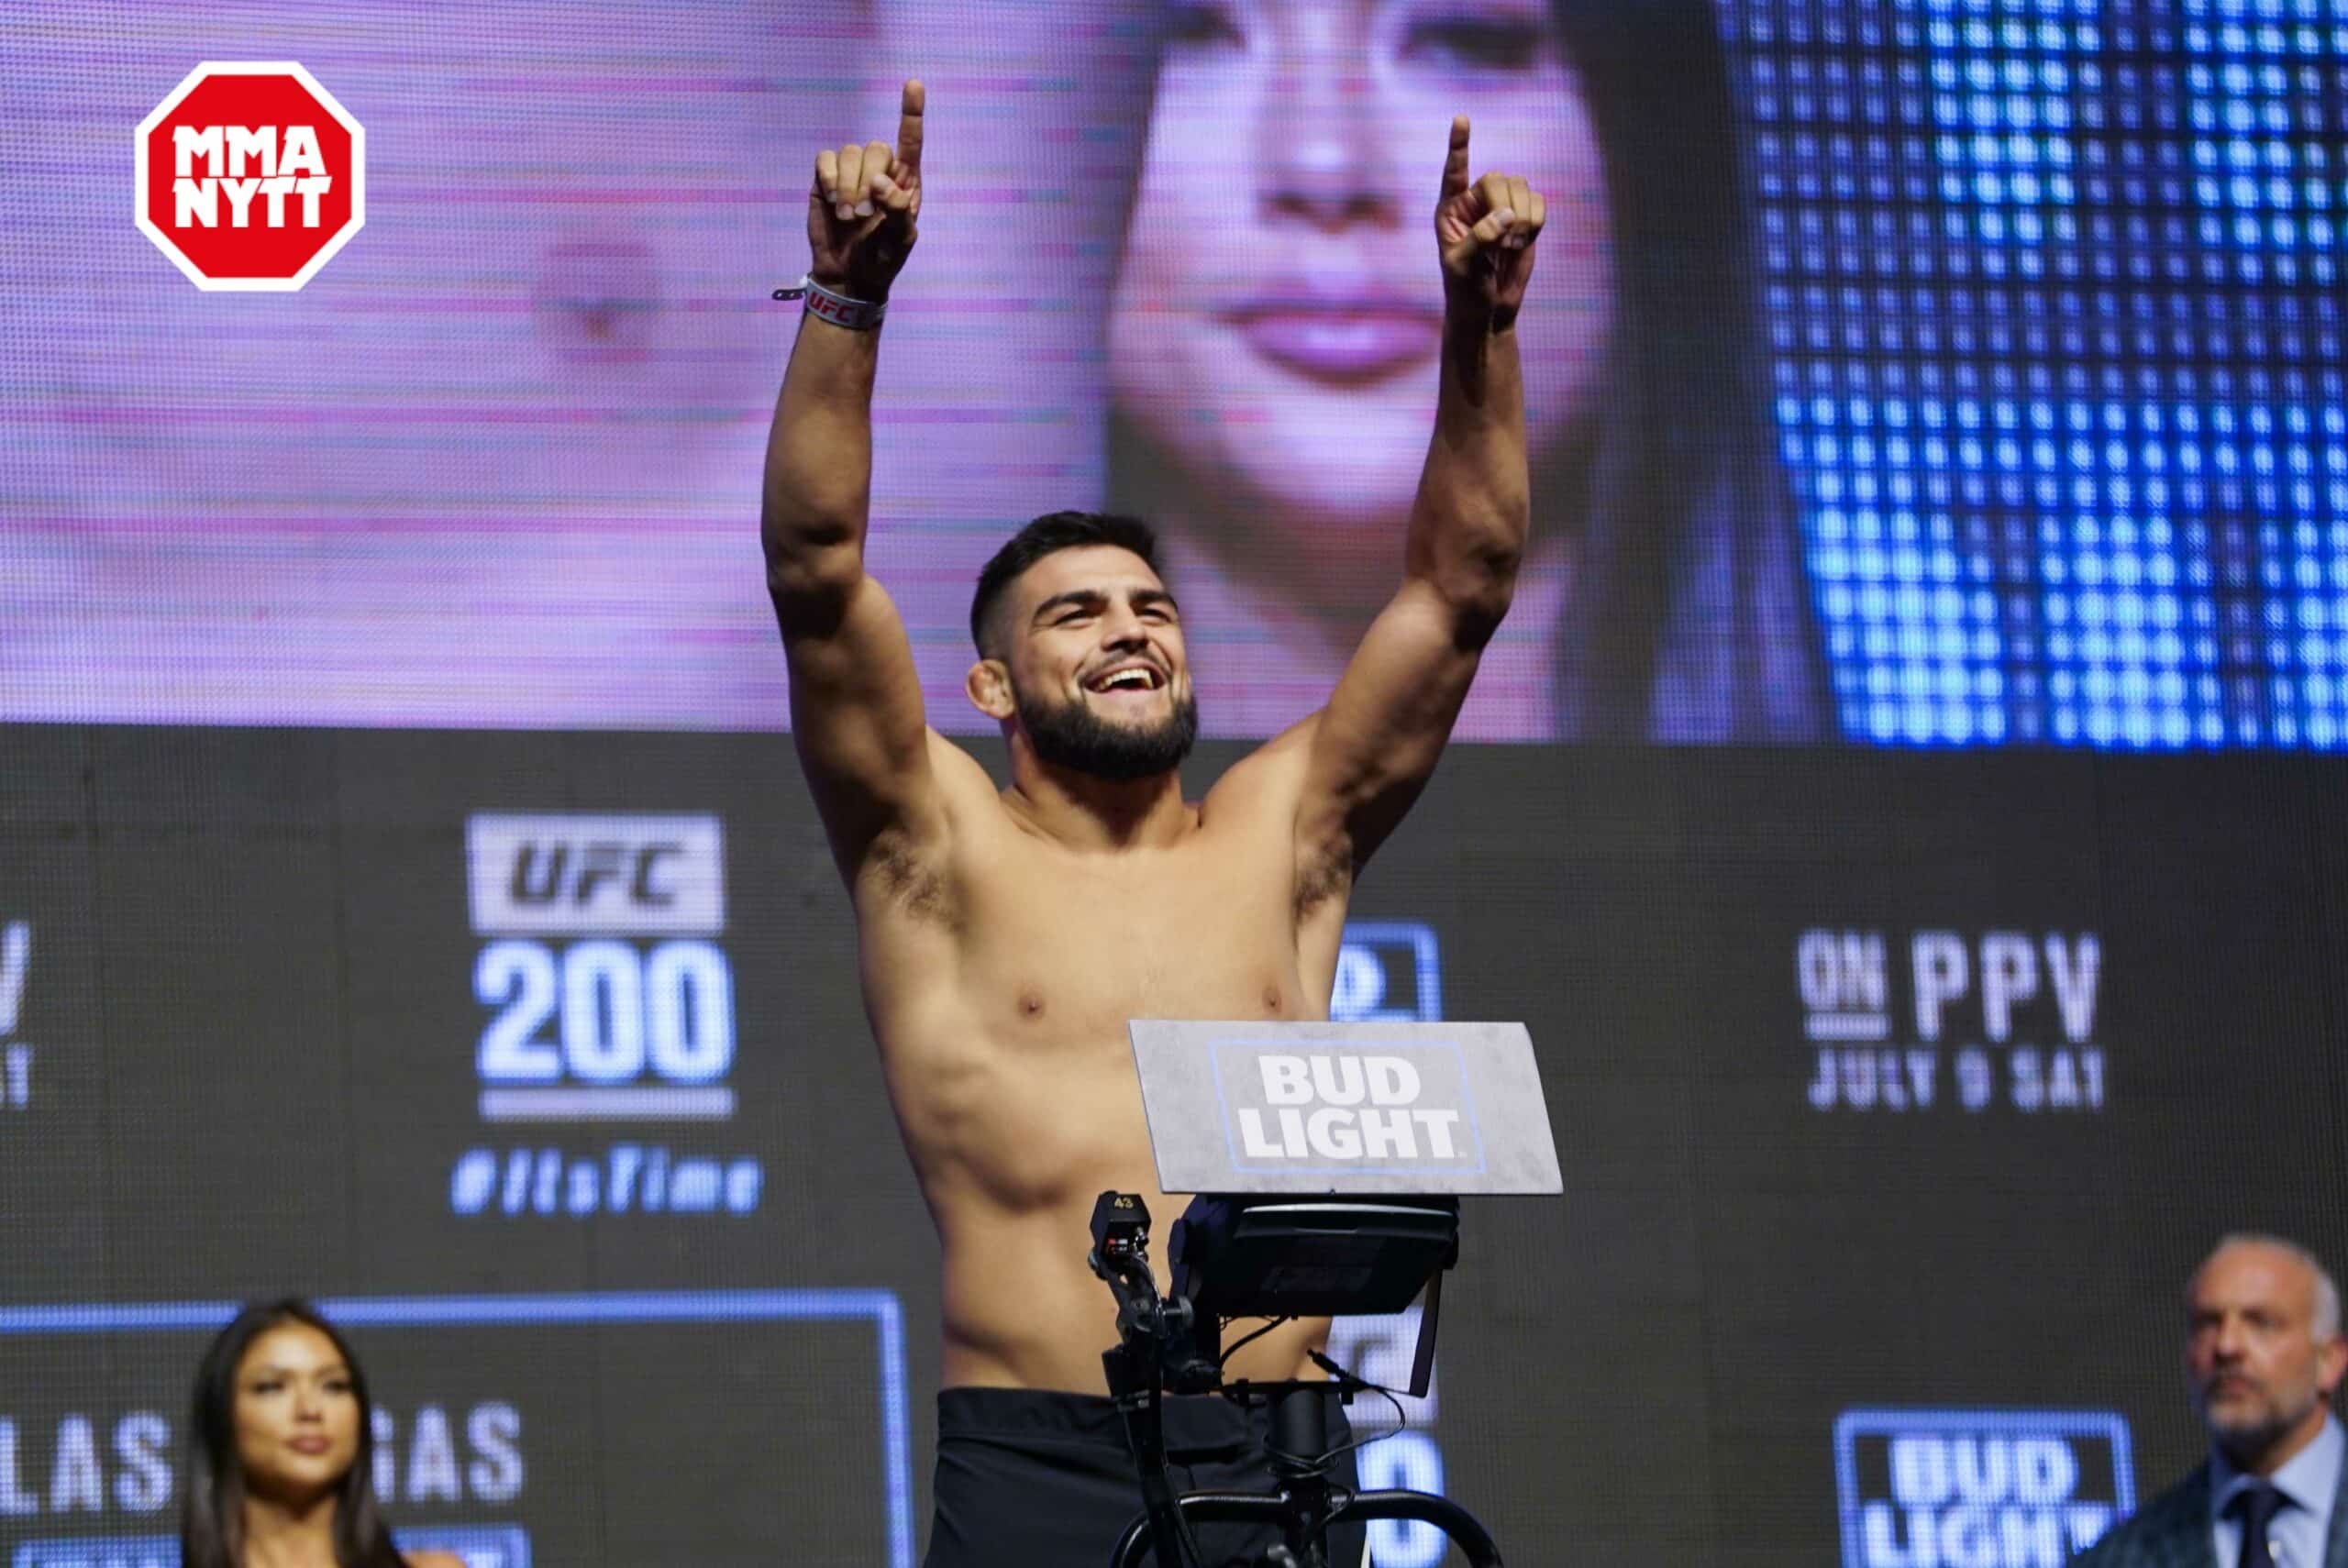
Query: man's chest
947,837,1324,1032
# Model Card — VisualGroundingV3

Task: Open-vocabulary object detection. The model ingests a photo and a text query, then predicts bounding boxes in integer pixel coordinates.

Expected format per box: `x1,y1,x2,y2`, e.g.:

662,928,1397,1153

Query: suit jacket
2076,1457,2348,1568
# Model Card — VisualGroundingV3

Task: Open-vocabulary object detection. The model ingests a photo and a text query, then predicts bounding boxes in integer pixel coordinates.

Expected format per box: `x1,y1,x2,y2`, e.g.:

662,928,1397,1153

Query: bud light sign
1833,1408,2133,1568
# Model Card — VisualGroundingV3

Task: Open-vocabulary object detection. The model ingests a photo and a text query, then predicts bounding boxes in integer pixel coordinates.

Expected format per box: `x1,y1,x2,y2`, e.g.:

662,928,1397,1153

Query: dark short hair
969,511,1162,657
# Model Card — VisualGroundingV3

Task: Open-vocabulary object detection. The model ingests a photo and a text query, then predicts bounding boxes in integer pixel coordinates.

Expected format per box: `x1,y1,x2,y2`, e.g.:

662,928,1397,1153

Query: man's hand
1434,116,1545,330
809,79,925,303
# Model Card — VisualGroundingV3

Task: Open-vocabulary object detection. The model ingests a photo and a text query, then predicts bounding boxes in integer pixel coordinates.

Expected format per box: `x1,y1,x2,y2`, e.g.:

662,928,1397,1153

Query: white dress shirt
2211,1414,2344,1568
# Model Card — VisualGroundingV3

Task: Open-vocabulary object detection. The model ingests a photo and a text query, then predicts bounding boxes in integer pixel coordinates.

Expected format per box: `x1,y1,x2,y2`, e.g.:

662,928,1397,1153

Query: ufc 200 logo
465,814,735,1121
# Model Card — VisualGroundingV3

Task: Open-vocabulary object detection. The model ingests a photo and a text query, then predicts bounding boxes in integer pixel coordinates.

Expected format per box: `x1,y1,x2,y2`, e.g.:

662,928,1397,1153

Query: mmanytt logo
453,813,760,1218
134,62,364,291
1834,1408,2132,1567
1799,930,2105,1114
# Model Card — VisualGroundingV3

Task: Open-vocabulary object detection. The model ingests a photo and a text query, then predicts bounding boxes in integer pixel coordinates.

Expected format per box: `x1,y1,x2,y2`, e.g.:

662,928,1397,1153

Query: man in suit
2080,1234,2348,1568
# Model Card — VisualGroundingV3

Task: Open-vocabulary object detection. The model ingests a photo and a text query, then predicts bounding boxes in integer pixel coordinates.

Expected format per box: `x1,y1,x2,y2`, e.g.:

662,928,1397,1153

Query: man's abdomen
929,1177,1328,1395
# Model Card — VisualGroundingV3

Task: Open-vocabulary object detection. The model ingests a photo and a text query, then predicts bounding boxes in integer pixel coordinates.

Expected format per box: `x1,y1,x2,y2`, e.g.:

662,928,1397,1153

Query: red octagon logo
135,61,365,292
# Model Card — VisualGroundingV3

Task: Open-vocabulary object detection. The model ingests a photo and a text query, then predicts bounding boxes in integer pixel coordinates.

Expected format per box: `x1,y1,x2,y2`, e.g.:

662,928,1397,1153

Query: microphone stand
1088,1195,1506,1568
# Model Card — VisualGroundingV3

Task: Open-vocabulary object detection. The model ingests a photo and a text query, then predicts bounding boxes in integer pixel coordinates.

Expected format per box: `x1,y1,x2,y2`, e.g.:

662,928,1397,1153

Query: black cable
1261,1352,1415,1470
1301,1377,1411,1469
1214,1315,1294,1370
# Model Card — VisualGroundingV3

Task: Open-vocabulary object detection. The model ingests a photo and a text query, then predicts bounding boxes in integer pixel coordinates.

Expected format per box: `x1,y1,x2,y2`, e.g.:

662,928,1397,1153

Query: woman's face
1111,0,1615,525
232,1322,361,1503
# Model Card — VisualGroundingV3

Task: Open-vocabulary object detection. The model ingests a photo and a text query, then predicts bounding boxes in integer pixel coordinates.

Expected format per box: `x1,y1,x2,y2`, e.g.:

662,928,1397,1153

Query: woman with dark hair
181,1298,462,1568
1108,0,1829,741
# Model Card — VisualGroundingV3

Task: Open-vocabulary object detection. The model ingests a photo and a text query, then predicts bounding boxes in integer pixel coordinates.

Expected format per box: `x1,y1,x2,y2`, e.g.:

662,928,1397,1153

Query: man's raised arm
762,82,946,879
1295,116,1546,874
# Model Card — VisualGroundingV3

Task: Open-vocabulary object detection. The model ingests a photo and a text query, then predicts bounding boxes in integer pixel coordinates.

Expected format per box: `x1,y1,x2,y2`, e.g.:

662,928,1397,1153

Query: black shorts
924,1386,1369,1568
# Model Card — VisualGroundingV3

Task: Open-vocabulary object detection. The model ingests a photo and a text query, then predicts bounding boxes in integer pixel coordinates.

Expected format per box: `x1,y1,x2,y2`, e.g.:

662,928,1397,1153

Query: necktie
2232,1479,2286,1568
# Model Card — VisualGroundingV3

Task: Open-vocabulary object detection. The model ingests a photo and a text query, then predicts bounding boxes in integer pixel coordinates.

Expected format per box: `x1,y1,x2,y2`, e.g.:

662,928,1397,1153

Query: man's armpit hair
861,827,955,924
1293,839,1354,921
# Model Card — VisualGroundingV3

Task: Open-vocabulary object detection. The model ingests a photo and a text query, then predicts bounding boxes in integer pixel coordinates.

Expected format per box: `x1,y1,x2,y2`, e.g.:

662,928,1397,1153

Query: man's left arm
1295,117,1545,876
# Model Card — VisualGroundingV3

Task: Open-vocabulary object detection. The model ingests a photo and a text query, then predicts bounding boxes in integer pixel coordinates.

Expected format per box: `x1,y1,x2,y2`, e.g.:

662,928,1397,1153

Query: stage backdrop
6,1,2348,1565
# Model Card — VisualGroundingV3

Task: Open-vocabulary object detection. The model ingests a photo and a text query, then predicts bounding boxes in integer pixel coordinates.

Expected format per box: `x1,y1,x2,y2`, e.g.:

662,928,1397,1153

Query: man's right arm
762,83,947,881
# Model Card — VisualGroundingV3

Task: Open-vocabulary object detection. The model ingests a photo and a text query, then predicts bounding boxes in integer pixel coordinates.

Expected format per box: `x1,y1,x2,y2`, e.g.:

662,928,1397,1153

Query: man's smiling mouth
1084,664,1165,694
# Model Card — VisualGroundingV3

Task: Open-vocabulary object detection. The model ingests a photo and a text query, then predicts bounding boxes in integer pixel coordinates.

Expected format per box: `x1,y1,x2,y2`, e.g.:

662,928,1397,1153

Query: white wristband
772,275,886,331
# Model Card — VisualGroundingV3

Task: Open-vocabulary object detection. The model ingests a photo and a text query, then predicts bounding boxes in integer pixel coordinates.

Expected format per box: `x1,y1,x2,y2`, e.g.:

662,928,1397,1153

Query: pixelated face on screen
3,0,2346,747
1108,0,1614,525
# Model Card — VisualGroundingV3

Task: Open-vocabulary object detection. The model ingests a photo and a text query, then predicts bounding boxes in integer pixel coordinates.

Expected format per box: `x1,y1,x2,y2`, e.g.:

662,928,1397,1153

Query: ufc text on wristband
772,276,887,332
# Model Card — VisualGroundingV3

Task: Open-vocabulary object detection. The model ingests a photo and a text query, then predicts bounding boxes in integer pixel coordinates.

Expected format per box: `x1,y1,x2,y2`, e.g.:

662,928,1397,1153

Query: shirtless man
762,80,1546,1568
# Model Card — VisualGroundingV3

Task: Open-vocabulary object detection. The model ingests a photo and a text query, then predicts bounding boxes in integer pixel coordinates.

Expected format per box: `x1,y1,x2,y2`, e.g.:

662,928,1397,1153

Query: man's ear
967,658,1016,721
2319,1331,2348,1401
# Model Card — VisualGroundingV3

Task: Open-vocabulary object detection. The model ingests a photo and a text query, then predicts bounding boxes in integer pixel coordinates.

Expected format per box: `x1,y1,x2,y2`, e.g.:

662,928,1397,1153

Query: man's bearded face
999,545,1198,781
1013,675,1199,781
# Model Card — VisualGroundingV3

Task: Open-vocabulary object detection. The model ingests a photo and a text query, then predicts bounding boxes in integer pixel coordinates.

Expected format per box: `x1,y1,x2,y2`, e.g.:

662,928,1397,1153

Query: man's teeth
1096,669,1156,691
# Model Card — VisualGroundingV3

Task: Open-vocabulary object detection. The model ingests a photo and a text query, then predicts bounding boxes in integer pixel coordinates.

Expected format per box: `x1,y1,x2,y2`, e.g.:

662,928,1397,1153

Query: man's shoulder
923,728,1004,808
1199,713,1320,813
2075,1464,2210,1568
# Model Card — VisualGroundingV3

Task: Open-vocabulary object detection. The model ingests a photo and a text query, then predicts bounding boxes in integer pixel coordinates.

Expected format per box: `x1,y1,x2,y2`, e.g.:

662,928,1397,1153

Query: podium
1089,1021,1562,1568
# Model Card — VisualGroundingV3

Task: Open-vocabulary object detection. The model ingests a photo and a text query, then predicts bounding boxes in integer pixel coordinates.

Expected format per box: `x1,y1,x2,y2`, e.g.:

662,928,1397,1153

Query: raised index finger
896,79,925,176
1439,115,1470,204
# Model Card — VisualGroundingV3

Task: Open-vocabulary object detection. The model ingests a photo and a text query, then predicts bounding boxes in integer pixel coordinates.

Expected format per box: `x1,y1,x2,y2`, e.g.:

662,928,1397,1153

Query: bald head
2185,1234,2348,1473
2204,1234,2341,1337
